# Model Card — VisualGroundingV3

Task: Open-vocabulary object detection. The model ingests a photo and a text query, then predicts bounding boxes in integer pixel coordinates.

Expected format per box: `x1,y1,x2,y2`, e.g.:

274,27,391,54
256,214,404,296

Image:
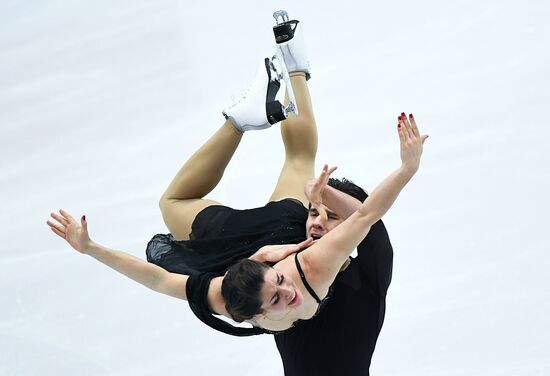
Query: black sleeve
185,272,266,337
356,219,394,296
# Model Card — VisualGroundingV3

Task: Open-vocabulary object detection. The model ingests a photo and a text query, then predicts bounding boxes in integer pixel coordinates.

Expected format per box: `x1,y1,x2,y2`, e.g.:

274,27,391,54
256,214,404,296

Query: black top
274,220,393,376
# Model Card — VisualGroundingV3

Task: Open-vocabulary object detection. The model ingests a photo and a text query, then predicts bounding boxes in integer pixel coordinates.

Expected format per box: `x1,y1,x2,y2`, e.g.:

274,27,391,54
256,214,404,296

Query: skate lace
226,85,252,110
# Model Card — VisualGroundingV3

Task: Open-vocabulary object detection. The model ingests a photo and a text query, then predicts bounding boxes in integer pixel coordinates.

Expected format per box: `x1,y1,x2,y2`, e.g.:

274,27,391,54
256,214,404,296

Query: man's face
305,204,344,239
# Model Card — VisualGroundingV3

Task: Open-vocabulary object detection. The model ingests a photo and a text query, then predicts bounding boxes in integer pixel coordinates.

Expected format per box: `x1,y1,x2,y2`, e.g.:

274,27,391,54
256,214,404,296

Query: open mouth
310,233,323,240
289,289,299,306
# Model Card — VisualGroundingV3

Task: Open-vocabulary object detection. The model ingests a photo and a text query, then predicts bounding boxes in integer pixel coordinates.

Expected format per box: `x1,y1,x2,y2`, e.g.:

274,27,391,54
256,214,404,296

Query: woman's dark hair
221,259,270,322
328,177,368,203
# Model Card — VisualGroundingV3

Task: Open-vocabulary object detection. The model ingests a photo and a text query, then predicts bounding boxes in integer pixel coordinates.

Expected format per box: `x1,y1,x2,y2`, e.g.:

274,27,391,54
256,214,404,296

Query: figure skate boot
223,56,294,133
273,10,311,80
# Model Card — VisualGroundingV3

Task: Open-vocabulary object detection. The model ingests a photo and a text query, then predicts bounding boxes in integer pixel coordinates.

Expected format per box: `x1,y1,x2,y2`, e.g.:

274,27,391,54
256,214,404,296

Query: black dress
274,220,393,376
146,199,308,275
146,199,309,336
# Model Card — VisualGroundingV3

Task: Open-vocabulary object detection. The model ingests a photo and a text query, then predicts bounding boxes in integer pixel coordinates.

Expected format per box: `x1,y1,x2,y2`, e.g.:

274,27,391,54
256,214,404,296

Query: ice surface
1,1,549,375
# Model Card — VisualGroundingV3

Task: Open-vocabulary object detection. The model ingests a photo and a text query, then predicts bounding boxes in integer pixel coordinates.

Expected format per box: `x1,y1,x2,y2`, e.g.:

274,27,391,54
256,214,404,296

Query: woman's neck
207,277,228,316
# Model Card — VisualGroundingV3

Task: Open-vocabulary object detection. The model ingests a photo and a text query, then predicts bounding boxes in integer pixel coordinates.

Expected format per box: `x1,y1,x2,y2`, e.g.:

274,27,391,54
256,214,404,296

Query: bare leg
159,120,242,240
269,72,318,206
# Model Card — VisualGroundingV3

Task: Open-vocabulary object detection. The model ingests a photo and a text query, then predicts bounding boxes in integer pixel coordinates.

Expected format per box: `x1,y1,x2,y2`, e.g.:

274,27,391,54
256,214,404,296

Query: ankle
225,119,244,136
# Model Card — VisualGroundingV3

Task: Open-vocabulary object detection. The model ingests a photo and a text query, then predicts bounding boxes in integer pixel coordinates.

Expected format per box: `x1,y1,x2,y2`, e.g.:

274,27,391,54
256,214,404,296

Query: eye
328,214,339,220
279,275,285,285
273,294,280,305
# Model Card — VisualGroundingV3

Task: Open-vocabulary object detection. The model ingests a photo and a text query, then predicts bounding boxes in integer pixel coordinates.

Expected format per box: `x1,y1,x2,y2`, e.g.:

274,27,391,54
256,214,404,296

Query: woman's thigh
160,198,221,240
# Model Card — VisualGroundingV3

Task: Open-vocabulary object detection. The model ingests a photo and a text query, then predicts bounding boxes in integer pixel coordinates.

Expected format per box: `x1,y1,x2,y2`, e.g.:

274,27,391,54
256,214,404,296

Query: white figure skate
273,10,311,80
223,56,296,133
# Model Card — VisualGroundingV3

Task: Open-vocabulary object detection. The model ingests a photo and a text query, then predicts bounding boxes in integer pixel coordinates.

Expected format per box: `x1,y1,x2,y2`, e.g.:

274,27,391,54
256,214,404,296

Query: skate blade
272,50,298,116
273,10,290,25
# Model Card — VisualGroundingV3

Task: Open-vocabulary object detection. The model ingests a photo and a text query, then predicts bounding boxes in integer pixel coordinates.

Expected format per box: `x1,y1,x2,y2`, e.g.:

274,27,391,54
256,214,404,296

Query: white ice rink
1,1,549,375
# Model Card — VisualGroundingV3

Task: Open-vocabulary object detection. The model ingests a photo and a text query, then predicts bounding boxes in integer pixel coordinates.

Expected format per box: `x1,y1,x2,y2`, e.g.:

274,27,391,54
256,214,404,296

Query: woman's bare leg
269,72,318,206
160,120,242,240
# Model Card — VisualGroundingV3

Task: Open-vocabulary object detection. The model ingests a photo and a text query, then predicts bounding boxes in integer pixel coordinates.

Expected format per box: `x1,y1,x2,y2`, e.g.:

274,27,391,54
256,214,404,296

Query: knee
159,194,170,214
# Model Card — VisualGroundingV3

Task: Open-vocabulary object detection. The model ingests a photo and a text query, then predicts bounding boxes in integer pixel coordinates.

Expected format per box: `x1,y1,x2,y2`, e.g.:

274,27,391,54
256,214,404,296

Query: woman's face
259,268,303,313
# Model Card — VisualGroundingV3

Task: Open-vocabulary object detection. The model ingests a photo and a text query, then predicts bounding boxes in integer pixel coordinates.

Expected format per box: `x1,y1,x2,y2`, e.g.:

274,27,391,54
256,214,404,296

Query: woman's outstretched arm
302,113,428,284
47,210,189,300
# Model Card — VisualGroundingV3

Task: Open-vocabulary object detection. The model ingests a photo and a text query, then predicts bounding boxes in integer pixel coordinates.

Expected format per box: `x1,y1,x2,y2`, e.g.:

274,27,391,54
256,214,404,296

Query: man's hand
304,164,337,220
249,238,315,263
47,209,92,254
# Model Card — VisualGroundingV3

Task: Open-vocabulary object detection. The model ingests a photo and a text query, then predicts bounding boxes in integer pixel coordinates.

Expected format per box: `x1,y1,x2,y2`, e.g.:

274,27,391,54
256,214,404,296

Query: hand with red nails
397,113,428,173
47,209,92,254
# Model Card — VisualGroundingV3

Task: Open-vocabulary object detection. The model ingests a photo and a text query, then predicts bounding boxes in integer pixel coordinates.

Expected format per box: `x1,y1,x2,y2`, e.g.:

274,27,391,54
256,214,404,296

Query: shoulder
268,198,308,217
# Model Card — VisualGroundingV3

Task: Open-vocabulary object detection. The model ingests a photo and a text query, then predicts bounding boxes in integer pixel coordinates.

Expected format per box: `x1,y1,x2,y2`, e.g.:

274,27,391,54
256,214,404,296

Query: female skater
47,110,426,333
46,14,428,336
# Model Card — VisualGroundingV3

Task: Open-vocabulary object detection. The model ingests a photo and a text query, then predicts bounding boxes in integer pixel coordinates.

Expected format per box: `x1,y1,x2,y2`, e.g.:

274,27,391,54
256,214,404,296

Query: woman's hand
398,113,428,173
249,238,315,263
305,164,337,208
47,209,92,254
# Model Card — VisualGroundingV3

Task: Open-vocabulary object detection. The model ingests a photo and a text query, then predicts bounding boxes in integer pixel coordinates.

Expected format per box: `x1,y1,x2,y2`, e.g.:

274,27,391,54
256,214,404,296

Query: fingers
397,120,405,143
296,237,314,250
46,220,66,237
49,226,65,238
314,203,329,222
421,134,429,144
398,113,413,140
81,215,88,232
51,212,69,226
409,113,420,137
59,209,75,223
318,165,337,182
318,164,328,180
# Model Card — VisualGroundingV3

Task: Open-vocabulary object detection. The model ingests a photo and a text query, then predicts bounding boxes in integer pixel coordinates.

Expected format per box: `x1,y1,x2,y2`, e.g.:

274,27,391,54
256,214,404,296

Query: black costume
146,198,393,375
147,199,307,276
274,219,393,376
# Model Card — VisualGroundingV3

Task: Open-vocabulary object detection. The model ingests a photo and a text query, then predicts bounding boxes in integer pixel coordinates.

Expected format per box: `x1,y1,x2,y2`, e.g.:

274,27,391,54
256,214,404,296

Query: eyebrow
310,207,338,217
271,274,282,304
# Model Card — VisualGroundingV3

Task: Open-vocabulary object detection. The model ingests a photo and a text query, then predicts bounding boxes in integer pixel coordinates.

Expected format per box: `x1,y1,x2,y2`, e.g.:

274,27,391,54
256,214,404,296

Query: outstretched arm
302,113,428,285
47,210,189,300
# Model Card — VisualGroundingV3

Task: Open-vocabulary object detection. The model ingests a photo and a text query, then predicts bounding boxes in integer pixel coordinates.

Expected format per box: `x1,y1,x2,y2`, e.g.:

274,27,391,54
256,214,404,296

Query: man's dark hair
328,177,368,203
222,259,270,322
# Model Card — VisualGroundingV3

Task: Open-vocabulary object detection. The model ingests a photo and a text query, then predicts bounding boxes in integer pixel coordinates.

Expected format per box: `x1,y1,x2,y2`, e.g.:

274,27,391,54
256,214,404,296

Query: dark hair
221,259,270,322
328,177,368,203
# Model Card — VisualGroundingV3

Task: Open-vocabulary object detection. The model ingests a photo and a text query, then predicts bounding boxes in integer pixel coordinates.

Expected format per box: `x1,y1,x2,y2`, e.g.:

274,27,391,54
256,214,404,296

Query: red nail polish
398,124,401,128
83,215,86,221
401,112,405,116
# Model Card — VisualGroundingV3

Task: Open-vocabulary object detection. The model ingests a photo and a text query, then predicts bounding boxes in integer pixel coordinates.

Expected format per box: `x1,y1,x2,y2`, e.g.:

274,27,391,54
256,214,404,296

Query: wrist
400,163,418,176
84,240,100,256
